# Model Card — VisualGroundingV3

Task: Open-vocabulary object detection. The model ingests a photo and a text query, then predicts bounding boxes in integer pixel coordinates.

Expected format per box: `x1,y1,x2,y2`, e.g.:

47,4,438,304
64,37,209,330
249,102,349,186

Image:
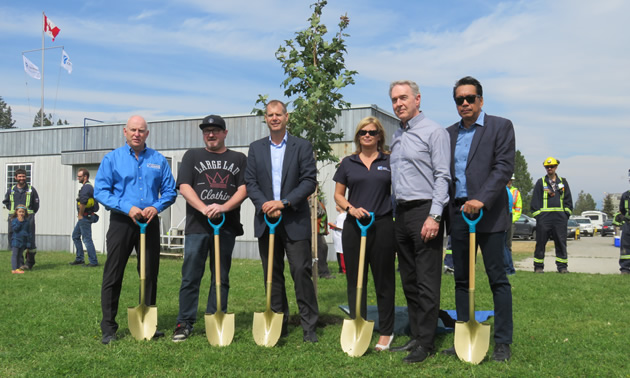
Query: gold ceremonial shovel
205,214,235,346
128,221,158,341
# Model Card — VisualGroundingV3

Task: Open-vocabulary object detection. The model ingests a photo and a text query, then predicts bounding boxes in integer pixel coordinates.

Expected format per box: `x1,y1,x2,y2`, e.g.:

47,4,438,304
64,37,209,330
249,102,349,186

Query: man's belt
396,199,430,210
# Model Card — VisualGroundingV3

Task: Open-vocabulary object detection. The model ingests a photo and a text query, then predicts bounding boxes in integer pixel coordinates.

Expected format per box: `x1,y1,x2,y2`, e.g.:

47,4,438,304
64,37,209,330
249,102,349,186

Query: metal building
0,105,399,259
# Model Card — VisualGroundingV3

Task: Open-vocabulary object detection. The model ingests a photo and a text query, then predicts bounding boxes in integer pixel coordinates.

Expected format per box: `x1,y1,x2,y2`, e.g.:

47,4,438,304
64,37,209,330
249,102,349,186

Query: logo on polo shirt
377,165,390,172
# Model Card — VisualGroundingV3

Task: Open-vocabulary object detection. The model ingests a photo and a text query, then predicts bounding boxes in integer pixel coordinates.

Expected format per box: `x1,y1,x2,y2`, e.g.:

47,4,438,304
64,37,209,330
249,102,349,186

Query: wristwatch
429,214,442,222
281,199,290,208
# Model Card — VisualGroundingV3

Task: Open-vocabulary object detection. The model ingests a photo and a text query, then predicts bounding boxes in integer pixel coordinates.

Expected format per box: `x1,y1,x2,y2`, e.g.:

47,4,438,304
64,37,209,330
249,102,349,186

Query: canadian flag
44,13,61,41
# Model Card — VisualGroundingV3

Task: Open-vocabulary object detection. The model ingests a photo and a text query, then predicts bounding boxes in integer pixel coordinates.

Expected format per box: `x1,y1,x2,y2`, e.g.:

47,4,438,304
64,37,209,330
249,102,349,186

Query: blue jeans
503,230,516,275
176,230,235,328
72,217,98,265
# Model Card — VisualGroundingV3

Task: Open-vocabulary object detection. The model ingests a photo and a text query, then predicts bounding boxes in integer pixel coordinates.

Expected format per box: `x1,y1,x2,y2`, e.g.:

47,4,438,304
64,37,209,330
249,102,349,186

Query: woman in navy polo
333,116,395,351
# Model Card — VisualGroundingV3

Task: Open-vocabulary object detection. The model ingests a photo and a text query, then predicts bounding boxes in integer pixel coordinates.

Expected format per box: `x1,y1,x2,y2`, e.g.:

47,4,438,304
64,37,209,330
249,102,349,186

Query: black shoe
303,331,318,343
84,263,99,267
403,345,435,364
534,267,544,273
390,339,420,352
69,260,85,266
441,345,457,356
320,274,336,280
558,268,569,274
281,324,289,338
101,334,116,345
153,330,165,339
492,343,511,362
621,270,630,275
172,324,190,342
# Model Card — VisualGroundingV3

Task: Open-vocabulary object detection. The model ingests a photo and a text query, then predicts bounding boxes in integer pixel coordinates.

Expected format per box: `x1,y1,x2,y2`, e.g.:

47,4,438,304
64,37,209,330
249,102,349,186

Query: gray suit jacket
446,114,515,233
245,134,317,239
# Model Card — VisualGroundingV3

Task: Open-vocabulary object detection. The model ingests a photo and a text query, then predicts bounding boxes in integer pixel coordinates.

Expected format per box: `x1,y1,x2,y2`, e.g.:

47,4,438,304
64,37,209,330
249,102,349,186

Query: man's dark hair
453,76,483,98
15,168,27,177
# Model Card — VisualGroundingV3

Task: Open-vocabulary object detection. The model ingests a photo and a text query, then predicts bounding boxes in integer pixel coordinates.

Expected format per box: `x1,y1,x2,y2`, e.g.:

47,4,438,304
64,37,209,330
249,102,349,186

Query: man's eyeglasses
203,129,223,135
545,165,558,169
454,95,480,106
358,130,378,137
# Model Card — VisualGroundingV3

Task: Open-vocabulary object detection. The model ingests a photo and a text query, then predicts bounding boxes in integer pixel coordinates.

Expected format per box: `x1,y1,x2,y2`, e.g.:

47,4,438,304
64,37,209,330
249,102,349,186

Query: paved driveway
515,234,622,274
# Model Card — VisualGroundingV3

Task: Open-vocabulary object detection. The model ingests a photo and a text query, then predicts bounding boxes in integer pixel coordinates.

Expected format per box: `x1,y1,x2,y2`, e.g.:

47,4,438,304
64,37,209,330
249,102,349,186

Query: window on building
6,163,33,190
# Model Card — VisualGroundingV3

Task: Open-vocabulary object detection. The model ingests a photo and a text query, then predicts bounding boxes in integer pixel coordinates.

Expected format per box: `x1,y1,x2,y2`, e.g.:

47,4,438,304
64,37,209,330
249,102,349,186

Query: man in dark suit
442,76,515,362
245,100,319,342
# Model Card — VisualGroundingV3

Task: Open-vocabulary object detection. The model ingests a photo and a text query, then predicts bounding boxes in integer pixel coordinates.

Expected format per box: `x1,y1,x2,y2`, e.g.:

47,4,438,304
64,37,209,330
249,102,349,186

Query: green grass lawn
1,249,628,377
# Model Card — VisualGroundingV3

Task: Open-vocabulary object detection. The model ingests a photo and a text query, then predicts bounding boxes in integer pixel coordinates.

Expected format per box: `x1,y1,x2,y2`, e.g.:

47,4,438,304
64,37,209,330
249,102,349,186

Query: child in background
11,204,31,274
329,205,347,274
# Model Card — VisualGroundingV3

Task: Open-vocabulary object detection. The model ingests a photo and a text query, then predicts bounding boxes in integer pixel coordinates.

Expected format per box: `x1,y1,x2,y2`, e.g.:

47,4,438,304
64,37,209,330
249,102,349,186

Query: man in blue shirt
95,115,177,345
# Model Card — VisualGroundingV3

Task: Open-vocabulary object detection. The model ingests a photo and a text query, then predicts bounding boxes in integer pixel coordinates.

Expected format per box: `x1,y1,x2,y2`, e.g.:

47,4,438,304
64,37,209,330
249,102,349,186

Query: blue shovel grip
461,209,484,233
264,213,283,235
356,212,375,237
137,221,148,234
208,213,226,235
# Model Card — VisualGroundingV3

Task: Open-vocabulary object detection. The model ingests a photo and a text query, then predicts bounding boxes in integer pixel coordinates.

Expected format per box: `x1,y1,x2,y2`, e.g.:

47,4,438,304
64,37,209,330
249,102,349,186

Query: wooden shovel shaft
140,232,146,305
214,233,222,312
355,235,367,317
468,231,476,321
265,233,275,312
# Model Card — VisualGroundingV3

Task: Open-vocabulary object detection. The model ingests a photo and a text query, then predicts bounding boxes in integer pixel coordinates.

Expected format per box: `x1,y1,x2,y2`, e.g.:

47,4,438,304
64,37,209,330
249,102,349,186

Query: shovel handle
461,209,483,233
264,213,282,235
208,213,226,235
355,212,375,237
137,221,148,234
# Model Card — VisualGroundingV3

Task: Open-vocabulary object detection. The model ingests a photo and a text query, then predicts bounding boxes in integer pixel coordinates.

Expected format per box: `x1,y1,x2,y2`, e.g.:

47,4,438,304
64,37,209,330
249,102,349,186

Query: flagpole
41,12,45,127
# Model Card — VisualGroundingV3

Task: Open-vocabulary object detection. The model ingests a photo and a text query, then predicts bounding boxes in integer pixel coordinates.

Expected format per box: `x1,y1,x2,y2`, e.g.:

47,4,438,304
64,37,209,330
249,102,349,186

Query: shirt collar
126,143,147,155
269,131,288,147
399,111,424,130
458,110,485,130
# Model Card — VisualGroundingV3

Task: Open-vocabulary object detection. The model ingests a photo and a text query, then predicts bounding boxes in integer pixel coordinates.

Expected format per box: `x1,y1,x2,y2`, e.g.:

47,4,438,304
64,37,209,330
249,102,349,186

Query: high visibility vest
9,185,34,215
532,176,571,217
510,186,522,222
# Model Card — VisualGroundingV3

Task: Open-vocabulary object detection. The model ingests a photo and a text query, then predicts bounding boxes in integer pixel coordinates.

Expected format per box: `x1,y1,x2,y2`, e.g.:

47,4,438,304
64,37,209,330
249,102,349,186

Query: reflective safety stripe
555,257,568,264
445,249,452,255
534,176,570,217
620,255,630,260
533,258,545,263
8,185,33,215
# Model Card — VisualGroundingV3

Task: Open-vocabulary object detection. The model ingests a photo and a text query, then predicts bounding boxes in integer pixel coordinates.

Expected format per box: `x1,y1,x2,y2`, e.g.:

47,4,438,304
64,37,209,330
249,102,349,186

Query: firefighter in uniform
530,157,573,273
618,169,630,275
3,168,40,269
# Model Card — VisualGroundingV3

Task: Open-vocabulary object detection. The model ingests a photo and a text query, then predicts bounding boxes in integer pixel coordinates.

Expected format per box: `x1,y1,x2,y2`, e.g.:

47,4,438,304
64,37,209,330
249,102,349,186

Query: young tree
33,109,54,127
513,150,534,215
602,193,615,217
253,0,357,286
574,190,597,215
57,119,69,125
0,96,17,129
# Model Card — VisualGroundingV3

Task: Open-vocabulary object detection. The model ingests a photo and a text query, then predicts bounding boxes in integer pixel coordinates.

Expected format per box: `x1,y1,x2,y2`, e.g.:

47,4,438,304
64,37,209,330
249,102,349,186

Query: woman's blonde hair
353,116,388,154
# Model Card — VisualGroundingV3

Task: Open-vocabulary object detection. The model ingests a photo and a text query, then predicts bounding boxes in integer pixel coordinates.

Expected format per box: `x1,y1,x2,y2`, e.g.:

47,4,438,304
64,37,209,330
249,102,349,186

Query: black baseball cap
199,115,226,130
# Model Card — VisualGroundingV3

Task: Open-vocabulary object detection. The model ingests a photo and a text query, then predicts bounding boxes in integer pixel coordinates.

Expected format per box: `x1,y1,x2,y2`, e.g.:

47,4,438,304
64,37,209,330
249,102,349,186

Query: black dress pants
101,213,160,335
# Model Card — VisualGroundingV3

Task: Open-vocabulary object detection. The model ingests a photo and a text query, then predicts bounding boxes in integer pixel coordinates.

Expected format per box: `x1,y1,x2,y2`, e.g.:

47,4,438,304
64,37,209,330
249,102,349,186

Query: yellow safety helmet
543,156,560,166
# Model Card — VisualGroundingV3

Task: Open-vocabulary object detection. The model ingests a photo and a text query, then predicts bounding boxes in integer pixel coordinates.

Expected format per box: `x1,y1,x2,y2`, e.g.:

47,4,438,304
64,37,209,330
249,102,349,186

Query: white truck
581,211,607,232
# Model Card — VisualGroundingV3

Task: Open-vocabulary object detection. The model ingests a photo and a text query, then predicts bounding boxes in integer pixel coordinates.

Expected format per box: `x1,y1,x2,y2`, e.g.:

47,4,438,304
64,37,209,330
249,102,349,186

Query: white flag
61,49,73,74
23,55,41,80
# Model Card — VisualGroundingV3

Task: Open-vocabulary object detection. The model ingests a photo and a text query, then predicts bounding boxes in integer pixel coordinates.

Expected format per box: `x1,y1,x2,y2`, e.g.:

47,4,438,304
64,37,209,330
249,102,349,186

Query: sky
1,0,629,206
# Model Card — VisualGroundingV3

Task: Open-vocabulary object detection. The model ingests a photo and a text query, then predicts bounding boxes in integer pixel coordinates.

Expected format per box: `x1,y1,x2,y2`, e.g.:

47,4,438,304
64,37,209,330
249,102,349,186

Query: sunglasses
545,165,558,169
358,130,378,137
454,95,480,106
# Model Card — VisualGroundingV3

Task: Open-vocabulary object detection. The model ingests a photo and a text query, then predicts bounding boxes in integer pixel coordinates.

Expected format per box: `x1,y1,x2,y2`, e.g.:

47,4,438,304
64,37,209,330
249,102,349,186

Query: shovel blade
454,320,491,364
340,317,375,357
127,304,158,341
205,311,235,346
252,310,284,347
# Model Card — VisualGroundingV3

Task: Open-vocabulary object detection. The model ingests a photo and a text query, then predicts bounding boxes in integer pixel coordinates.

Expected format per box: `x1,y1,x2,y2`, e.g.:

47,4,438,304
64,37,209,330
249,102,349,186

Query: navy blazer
446,114,515,233
245,134,317,239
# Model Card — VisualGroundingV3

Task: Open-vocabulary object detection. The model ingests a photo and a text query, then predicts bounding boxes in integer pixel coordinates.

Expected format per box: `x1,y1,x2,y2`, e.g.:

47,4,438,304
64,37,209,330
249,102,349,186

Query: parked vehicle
514,214,536,239
571,216,595,237
581,211,607,232
567,219,580,239
600,220,614,236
